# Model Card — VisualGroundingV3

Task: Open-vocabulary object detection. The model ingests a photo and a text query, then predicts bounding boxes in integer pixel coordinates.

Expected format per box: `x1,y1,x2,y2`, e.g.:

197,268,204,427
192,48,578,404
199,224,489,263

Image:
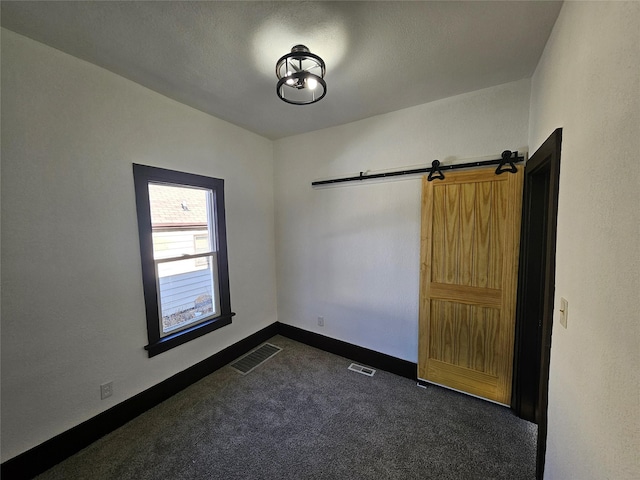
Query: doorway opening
512,128,562,480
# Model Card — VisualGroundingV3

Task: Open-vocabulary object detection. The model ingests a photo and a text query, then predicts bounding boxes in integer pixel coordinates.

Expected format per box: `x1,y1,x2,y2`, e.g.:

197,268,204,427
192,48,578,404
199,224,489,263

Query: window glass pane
147,183,219,336
148,184,212,259
157,256,219,335
194,234,209,267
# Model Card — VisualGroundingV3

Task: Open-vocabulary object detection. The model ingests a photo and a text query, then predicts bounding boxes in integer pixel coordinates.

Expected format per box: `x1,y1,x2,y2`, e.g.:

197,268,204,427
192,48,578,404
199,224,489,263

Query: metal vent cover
348,363,376,376
230,343,282,375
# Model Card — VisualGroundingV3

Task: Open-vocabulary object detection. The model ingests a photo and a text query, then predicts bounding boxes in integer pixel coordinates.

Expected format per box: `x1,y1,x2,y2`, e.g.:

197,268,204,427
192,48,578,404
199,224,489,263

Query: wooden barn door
418,167,523,404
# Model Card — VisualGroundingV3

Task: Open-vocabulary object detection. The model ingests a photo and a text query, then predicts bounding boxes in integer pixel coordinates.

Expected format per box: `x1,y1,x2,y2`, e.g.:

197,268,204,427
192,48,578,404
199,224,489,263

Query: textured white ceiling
1,1,562,140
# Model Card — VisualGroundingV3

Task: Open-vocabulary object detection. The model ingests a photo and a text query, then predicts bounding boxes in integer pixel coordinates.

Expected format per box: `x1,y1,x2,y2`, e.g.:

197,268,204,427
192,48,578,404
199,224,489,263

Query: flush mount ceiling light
276,45,326,105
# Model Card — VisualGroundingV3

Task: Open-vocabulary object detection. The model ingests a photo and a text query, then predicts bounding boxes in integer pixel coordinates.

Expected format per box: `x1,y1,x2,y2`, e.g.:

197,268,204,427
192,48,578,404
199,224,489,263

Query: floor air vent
230,343,282,375
348,363,376,376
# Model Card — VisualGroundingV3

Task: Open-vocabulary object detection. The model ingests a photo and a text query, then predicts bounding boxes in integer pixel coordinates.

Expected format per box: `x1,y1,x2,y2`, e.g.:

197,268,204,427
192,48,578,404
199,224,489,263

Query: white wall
528,2,640,479
274,79,530,362
0,29,278,461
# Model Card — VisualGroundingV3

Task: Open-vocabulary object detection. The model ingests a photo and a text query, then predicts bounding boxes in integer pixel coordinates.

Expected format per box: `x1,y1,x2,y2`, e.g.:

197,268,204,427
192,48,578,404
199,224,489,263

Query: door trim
511,128,562,480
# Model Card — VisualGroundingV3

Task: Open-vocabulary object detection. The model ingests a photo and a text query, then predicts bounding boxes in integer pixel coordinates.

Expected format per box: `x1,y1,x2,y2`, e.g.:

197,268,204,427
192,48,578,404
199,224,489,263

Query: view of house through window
148,183,220,336
134,164,232,356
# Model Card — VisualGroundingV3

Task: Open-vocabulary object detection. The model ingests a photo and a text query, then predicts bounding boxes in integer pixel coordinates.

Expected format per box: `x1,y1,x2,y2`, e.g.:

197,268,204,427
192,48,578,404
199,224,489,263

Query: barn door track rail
311,150,523,187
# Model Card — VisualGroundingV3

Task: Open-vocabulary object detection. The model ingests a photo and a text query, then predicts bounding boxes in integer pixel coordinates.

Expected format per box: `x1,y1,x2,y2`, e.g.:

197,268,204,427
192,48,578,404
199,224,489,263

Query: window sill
145,312,235,358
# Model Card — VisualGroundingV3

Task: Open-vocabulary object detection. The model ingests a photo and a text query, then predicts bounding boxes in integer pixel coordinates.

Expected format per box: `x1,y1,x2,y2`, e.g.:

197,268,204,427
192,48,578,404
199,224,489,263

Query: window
133,164,234,357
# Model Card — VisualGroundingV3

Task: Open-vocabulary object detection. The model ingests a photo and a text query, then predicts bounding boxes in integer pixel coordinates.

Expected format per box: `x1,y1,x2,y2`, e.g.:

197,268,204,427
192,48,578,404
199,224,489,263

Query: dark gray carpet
36,335,536,479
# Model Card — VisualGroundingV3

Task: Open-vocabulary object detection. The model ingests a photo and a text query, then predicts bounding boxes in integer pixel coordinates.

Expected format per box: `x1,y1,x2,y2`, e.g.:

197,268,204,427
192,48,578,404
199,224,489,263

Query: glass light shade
276,45,326,105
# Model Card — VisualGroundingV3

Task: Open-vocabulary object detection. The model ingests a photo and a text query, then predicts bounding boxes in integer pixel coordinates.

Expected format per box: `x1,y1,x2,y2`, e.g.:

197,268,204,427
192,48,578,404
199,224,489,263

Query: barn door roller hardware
311,150,523,187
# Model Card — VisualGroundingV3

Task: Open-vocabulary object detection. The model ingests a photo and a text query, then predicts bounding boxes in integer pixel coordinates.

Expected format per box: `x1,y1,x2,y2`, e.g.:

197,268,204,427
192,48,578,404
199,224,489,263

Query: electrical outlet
559,297,568,329
317,316,324,327
100,381,113,400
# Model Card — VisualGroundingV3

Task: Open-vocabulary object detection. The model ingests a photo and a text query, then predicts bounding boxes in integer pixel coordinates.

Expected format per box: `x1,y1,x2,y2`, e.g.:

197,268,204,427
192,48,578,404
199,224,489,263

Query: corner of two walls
273,78,531,363
528,2,640,479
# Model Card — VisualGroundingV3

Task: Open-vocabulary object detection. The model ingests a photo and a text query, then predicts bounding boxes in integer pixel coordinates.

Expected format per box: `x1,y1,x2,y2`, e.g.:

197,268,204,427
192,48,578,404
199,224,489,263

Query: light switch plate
559,297,568,328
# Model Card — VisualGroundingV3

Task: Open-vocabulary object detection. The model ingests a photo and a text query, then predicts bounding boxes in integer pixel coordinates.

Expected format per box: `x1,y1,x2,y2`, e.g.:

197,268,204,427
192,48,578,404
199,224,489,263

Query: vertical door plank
489,179,508,289
444,184,460,284
459,183,476,286
431,300,458,366
456,301,472,368
470,305,486,371
473,181,492,288
418,176,435,380
431,185,446,284
429,300,441,362
495,170,524,403
443,185,461,364
484,308,500,376
457,183,476,367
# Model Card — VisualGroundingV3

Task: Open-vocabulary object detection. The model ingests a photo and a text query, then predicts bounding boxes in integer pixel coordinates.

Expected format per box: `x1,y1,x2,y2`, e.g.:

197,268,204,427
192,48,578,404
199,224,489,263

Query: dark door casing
511,128,562,480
